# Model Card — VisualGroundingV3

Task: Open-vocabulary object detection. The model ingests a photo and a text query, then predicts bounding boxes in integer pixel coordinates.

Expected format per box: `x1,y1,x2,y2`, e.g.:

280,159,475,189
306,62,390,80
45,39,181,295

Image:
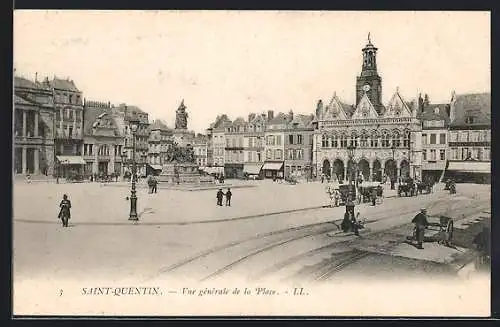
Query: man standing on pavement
225,188,232,206
412,208,429,249
216,188,224,206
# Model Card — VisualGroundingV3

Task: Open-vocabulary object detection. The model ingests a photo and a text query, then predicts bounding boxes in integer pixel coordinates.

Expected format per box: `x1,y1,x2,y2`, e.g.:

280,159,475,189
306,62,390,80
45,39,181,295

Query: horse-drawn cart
357,182,383,204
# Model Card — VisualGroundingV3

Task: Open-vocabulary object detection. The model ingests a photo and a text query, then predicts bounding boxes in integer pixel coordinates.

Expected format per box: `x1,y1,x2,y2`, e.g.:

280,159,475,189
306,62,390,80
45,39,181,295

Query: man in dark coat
152,176,158,194
216,189,224,206
58,194,72,227
473,226,490,264
225,188,232,206
371,187,377,206
412,208,429,249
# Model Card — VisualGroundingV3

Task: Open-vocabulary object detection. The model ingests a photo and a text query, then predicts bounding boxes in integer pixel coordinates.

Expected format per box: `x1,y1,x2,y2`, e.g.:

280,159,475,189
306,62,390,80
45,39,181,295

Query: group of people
216,188,232,206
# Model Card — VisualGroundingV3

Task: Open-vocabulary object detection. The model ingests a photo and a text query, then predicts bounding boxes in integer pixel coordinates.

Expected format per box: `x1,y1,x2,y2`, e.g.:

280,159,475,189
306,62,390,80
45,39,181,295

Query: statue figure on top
175,99,189,130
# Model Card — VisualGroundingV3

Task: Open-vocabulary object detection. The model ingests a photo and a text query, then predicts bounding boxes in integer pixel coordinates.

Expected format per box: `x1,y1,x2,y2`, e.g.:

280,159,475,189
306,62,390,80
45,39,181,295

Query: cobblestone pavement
13,180,490,315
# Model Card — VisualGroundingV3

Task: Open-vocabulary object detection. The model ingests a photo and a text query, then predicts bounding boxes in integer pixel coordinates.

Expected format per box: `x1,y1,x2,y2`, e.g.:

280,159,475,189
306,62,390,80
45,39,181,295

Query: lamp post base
129,194,139,221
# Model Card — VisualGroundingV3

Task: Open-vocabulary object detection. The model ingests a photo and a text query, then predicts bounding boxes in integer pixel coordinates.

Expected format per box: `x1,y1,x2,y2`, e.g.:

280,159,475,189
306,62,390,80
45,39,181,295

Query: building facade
207,115,231,170
13,76,55,176
224,117,246,179
262,111,288,179
51,77,85,177
82,100,124,177
243,113,266,178
148,119,173,172
112,104,150,177
420,100,450,182
313,37,423,183
445,92,491,183
193,134,209,168
284,113,314,180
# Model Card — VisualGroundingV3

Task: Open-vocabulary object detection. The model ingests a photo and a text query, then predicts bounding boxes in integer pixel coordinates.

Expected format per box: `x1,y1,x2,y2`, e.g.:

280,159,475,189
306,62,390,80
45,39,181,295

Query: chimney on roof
288,110,294,121
267,110,274,121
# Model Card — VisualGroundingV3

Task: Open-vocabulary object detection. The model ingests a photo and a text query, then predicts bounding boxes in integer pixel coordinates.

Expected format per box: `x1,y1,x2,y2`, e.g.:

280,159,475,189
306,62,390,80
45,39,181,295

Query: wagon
411,215,454,245
357,182,383,204
397,182,416,197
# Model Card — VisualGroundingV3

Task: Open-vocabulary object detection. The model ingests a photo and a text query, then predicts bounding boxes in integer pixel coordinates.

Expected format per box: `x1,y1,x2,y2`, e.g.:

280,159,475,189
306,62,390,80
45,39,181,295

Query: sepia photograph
12,10,491,316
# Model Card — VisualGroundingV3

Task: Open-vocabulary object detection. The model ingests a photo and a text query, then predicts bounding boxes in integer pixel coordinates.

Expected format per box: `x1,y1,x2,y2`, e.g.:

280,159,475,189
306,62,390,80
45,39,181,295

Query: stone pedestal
157,162,204,184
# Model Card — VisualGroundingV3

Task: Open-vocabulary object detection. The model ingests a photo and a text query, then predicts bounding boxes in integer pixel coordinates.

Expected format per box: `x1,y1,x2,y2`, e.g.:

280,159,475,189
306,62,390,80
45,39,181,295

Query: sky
14,11,490,134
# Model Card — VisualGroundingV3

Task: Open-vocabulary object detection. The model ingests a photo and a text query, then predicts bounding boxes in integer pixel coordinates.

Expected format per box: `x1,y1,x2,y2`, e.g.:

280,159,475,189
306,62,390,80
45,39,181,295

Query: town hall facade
312,36,423,183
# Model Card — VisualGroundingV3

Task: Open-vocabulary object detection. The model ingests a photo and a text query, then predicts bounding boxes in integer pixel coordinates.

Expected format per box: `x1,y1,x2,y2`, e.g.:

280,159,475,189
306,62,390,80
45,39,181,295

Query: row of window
288,134,304,145
423,120,445,128
422,149,446,162
287,149,304,160
266,149,283,160
246,151,263,163
448,147,491,161
321,134,410,148
266,135,283,146
56,127,82,139
422,133,446,145
226,124,264,133
56,108,83,122
247,136,264,148
225,151,244,163
83,144,123,157
148,144,172,152
449,130,491,143
54,92,82,105
226,136,245,148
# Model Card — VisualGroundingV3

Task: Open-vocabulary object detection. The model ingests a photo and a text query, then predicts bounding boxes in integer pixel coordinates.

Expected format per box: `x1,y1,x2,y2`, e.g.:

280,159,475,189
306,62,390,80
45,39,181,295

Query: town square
12,11,491,316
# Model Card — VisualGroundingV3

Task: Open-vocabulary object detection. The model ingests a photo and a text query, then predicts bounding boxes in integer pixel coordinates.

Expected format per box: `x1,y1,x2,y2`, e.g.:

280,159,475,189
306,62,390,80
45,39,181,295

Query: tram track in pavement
149,195,489,283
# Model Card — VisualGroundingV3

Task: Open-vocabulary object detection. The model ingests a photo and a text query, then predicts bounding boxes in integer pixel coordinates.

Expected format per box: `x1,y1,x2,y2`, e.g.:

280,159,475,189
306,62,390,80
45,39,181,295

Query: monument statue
175,99,188,130
165,142,195,163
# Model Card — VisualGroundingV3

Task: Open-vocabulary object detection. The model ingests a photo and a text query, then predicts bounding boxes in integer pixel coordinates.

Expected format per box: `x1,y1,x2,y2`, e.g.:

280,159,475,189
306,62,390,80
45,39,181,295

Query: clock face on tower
363,84,371,92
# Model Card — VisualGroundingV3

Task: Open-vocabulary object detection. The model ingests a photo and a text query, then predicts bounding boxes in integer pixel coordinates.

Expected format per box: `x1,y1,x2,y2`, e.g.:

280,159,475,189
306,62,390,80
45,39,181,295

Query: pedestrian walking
412,208,429,249
216,188,224,206
225,188,232,206
371,187,377,206
152,176,158,194
58,194,72,227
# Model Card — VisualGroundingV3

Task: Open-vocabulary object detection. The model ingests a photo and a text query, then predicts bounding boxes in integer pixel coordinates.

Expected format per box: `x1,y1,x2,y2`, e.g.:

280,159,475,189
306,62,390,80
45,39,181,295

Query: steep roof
289,114,314,129
232,117,247,125
50,77,80,92
150,119,170,131
268,112,291,125
421,103,450,123
14,94,37,106
451,93,490,126
14,76,39,89
84,106,120,137
212,114,232,129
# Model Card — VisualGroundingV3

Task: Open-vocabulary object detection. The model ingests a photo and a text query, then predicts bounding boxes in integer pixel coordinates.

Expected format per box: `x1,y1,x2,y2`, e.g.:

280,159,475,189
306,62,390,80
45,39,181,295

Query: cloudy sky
14,11,490,133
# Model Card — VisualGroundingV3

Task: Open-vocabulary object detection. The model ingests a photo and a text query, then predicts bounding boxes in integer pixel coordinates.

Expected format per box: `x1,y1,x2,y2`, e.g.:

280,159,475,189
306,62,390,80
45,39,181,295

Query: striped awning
244,164,263,175
447,161,490,173
150,164,163,170
56,156,85,165
262,162,284,171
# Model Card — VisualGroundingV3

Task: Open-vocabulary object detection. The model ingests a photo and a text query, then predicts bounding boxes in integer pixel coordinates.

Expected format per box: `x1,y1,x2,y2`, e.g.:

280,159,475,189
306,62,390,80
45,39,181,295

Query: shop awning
447,161,490,173
244,164,263,175
56,156,85,165
262,162,284,171
149,164,163,170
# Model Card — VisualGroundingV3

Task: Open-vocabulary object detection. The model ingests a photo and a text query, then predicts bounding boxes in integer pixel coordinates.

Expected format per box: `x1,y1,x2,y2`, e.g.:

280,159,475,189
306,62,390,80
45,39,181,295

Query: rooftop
451,92,491,126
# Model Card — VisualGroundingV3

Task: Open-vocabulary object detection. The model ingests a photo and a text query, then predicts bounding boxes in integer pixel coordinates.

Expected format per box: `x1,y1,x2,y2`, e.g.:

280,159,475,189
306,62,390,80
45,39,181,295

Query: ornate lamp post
347,144,357,200
390,144,396,190
128,117,140,221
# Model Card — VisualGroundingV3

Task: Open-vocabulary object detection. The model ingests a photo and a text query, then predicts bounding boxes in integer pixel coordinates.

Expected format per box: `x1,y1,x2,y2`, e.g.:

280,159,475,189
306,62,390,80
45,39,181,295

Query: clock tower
356,33,383,114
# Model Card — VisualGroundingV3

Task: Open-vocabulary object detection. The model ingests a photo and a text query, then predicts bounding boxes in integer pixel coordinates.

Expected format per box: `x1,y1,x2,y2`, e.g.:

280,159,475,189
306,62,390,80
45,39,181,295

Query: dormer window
434,107,439,115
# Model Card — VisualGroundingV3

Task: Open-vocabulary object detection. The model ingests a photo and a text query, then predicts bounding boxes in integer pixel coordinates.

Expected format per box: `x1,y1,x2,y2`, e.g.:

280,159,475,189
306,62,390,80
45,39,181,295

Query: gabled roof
451,92,490,126
150,119,170,131
289,114,314,129
351,93,379,119
268,112,291,125
384,90,412,118
421,103,450,123
84,106,121,137
14,94,36,106
322,93,350,120
232,117,247,125
50,77,80,92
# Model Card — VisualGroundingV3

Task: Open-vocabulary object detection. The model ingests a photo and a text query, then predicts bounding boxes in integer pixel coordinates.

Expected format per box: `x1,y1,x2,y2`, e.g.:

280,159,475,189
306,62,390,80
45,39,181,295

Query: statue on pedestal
175,99,188,130
165,142,195,164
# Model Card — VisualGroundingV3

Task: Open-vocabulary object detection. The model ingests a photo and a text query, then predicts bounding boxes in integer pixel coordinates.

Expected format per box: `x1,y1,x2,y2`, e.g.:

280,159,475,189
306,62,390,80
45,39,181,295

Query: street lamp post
347,144,357,200
128,118,140,221
390,144,396,190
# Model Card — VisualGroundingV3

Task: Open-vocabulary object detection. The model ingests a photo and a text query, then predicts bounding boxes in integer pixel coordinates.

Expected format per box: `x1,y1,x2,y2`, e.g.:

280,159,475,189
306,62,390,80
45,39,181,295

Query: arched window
340,133,348,148
403,130,410,148
350,131,358,147
392,130,401,147
370,130,379,147
331,134,338,148
360,130,368,147
382,130,390,147
321,134,327,148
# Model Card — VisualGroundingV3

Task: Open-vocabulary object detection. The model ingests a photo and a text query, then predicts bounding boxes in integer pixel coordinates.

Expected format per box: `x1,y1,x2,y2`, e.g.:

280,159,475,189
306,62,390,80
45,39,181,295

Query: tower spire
368,32,371,44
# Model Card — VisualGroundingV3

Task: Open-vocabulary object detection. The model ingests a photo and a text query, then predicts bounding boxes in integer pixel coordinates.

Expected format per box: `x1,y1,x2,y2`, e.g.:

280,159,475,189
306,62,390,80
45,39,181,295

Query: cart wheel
445,219,454,242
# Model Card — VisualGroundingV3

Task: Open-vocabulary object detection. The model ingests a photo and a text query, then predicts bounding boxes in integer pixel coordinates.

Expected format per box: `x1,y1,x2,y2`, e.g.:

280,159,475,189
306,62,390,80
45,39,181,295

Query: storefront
224,163,244,179
147,164,163,176
243,163,263,179
56,155,85,179
261,161,284,179
444,161,491,184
